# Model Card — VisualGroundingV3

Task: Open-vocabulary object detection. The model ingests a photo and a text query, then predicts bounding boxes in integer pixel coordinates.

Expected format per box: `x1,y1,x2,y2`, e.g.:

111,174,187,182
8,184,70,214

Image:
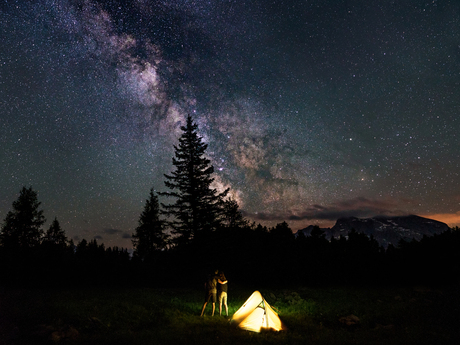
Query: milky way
1,0,459,248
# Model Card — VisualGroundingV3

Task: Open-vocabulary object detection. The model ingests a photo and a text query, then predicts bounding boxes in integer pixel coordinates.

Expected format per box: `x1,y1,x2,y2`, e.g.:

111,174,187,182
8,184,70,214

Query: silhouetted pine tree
268,222,296,284
297,226,331,284
37,217,74,286
160,115,229,245
343,229,383,283
270,221,295,244
132,188,168,260
0,186,46,251
44,217,68,247
73,239,108,285
76,239,88,256
221,198,248,229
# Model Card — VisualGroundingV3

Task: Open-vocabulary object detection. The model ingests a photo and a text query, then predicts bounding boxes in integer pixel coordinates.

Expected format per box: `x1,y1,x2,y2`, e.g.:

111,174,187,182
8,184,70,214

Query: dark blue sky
1,0,459,248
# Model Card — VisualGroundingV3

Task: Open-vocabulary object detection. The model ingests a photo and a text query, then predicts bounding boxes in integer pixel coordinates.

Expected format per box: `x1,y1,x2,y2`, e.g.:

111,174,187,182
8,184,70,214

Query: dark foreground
1,284,458,345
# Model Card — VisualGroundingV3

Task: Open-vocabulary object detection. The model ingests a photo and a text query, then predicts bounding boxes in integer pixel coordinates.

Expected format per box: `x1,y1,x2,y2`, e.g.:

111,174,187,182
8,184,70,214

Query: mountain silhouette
296,215,449,248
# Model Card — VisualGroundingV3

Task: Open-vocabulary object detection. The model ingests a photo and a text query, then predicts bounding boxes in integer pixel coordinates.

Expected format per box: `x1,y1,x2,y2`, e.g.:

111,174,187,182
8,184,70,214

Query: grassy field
1,283,458,344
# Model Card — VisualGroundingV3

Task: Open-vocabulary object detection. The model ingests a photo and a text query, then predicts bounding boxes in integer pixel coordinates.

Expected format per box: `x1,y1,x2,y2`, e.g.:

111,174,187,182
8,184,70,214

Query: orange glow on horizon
420,212,460,228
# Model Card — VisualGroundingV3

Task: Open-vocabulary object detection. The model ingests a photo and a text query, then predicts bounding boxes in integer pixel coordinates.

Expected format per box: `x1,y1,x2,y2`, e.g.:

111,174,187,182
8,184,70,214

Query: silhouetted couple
200,270,228,316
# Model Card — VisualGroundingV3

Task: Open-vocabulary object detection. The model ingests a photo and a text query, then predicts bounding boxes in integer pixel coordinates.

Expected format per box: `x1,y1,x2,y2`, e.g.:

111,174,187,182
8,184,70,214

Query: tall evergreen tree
132,188,168,260
160,115,229,245
222,198,248,229
0,186,46,250
44,217,68,247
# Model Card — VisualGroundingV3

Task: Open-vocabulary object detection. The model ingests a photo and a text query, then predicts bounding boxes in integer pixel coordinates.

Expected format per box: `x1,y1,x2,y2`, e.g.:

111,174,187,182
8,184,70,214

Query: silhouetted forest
1,219,459,288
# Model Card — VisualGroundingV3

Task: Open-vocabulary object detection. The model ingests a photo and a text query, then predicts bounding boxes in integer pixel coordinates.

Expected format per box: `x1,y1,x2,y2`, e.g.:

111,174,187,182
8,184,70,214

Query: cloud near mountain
245,197,406,222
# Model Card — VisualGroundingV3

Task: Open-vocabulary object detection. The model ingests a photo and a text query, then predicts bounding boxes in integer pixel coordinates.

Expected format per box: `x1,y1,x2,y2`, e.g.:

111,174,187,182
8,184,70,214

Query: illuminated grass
0,284,457,344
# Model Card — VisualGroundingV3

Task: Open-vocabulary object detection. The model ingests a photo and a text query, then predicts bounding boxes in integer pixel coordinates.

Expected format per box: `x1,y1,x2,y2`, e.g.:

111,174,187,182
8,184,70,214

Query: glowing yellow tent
231,291,286,332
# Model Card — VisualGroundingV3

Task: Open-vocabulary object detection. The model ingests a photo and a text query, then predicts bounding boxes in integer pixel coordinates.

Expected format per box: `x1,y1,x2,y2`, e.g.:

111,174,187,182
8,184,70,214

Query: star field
1,0,459,248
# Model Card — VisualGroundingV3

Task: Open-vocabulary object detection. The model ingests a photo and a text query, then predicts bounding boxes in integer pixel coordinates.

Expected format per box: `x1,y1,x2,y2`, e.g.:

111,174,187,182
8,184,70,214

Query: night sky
1,0,459,249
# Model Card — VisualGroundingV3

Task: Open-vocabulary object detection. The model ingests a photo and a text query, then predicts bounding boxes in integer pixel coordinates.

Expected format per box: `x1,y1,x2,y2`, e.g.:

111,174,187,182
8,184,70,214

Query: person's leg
211,292,216,316
200,302,207,316
223,293,228,316
218,292,223,315
201,291,211,316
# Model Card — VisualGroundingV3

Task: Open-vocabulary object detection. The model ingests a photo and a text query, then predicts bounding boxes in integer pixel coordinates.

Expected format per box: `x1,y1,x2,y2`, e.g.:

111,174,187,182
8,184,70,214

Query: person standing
217,271,228,316
201,270,218,316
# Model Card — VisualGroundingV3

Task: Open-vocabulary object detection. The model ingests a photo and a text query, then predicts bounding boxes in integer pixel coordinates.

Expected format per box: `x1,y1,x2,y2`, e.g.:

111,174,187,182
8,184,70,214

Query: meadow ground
0,283,458,344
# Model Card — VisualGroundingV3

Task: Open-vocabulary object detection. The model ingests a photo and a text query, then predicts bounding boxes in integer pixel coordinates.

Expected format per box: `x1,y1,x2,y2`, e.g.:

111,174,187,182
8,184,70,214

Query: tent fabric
231,291,286,332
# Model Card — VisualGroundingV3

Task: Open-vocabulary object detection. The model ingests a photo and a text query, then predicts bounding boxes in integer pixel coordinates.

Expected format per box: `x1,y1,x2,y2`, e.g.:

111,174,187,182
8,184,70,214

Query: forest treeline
1,209,459,288
1,116,459,288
